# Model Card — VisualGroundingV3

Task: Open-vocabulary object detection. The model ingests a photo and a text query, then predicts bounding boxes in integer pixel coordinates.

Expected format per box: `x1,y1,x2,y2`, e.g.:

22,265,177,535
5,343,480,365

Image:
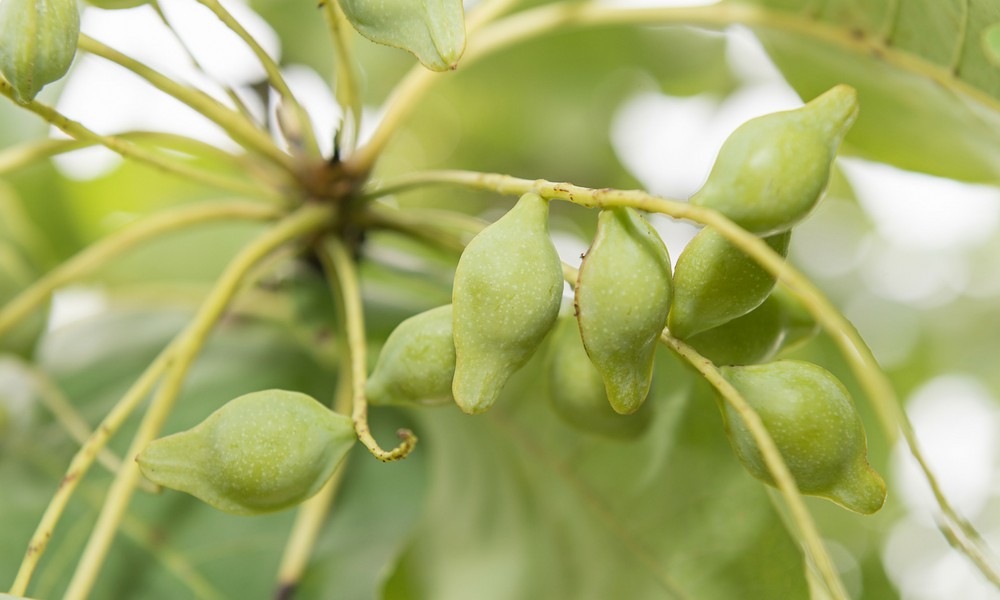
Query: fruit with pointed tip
137,390,356,516
452,193,563,414
546,316,652,439
719,360,886,514
575,207,672,414
691,85,859,235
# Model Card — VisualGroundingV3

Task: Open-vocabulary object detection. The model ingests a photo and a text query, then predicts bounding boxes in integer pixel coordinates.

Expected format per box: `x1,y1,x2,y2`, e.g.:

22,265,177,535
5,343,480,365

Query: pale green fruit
366,305,455,407
719,361,886,514
575,208,671,414
86,0,149,9
668,228,790,340
546,316,651,439
691,85,859,235
137,390,356,516
685,294,785,366
0,0,80,103
452,193,563,414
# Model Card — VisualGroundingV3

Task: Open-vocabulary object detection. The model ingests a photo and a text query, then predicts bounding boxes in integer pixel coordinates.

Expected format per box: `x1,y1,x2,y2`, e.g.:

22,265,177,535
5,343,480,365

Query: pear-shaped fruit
546,316,651,439
337,0,465,71
669,228,790,340
575,208,671,414
0,0,80,103
719,360,886,514
691,85,859,235
366,305,455,407
137,390,356,516
452,193,563,414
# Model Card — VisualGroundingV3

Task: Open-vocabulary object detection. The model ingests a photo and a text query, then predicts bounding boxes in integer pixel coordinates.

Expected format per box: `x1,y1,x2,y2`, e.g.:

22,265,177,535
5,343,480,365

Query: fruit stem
192,0,322,158
77,34,298,173
0,85,283,202
322,0,363,156
662,334,850,600
317,235,418,462
0,200,283,342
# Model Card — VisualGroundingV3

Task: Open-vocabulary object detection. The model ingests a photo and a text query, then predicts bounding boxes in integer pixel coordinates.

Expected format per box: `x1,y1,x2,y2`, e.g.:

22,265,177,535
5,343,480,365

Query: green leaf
737,0,1000,182
336,0,466,72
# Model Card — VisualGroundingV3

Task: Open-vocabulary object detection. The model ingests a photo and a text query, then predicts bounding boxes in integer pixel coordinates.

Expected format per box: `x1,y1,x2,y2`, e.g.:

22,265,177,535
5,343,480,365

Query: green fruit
686,294,785,366
0,0,80,103
719,360,886,514
452,193,563,414
575,208,672,414
691,85,859,235
669,228,790,340
546,316,651,439
337,0,465,71
137,390,356,516
366,305,455,407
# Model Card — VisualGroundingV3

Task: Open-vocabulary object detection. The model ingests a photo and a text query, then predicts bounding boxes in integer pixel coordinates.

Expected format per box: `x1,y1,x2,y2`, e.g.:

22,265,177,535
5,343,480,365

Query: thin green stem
0,200,283,342
22,361,158,493
323,0,362,155
9,351,172,595
0,131,256,176
77,34,296,173
62,204,336,600
0,80,282,200
317,236,417,462
192,0,321,158
663,335,848,599
273,385,353,598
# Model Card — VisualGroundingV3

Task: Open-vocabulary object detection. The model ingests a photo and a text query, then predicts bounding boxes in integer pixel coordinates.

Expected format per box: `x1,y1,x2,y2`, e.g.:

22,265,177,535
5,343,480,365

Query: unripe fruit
0,0,80,103
546,316,651,439
575,208,671,414
669,228,790,340
452,193,563,414
686,294,785,366
719,360,886,514
137,390,356,516
366,304,455,407
691,85,859,235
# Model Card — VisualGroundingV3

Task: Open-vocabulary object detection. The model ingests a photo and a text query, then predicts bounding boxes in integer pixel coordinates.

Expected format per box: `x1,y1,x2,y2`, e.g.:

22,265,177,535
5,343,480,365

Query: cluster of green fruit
135,85,885,517
366,84,885,514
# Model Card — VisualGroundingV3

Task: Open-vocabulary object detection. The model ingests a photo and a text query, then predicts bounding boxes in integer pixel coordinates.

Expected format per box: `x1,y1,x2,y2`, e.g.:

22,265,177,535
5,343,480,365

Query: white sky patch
891,375,1000,520
53,0,283,179
610,31,800,202
841,158,1000,251
47,287,108,332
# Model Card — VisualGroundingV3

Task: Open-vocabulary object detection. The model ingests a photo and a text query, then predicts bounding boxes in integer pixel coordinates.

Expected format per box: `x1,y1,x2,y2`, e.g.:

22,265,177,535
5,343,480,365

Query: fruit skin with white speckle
669,228,789,340
0,0,80,103
366,304,456,407
451,193,563,415
575,207,671,415
691,85,858,236
719,360,886,514
137,390,356,516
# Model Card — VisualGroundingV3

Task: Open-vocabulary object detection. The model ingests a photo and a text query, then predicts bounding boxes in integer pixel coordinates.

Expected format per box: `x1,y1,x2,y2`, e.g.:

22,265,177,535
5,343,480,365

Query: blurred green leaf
337,0,466,72
740,0,1000,182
